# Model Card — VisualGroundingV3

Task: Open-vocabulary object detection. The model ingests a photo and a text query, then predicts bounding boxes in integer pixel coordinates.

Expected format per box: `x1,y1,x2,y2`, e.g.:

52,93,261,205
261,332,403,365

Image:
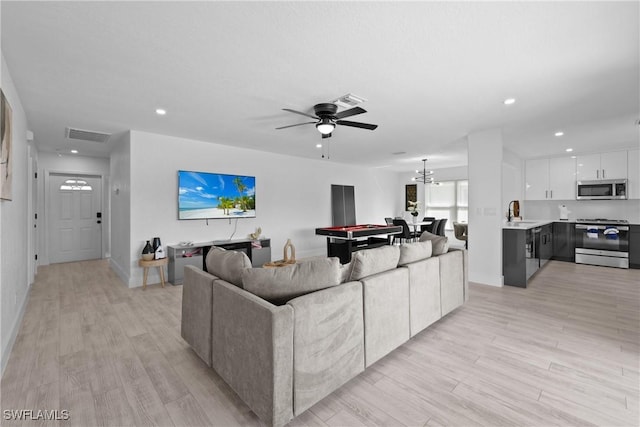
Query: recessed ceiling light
70,149,78,154
565,148,573,152
571,156,576,159
555,131,564,137
503,98,516,105
155,108,167,115
316,144,322,148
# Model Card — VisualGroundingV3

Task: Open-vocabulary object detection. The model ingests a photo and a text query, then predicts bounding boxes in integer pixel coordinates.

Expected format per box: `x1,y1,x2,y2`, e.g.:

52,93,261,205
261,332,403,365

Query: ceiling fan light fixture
316,120,335,135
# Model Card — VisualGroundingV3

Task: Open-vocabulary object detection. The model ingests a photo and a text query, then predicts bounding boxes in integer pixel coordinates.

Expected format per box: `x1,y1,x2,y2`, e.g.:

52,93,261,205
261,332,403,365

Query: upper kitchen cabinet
525,158,548,200
628,148,640,199
525,156,576,200
549,157,577,200
576,151,628,181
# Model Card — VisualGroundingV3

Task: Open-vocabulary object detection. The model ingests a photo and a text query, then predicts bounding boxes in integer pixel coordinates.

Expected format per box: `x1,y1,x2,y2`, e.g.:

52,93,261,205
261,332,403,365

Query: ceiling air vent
331,93,366,109
65,127,111,143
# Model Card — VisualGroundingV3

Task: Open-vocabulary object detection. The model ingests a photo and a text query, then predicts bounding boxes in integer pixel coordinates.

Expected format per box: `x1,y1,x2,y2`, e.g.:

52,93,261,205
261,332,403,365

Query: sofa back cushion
398,240,433,266
348,245,400,281
418,231,449,255
242,257,342,305
205,246,252,287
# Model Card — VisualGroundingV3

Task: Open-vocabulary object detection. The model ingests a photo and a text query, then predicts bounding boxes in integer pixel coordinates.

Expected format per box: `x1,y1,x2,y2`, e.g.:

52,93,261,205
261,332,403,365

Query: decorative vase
412,215,419,224
152,237,165,259
152,237,161,252
141,240,154,261
283,239,296,264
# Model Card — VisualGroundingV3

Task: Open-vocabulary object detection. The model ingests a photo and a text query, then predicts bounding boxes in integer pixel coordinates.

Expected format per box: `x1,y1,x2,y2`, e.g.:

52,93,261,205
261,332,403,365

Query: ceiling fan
276,103,378,139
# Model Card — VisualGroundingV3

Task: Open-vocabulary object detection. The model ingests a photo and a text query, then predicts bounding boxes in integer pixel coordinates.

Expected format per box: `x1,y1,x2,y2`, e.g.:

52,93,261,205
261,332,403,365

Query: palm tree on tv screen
218,196,233,215
233,176,249,211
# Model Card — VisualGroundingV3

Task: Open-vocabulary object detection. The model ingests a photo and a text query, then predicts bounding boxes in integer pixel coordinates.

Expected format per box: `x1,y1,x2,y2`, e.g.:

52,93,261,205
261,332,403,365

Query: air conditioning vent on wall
65,127,111,143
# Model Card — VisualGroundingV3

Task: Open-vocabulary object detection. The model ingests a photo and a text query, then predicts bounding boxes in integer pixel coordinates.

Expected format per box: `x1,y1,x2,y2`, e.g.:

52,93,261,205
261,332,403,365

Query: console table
167,238,271,285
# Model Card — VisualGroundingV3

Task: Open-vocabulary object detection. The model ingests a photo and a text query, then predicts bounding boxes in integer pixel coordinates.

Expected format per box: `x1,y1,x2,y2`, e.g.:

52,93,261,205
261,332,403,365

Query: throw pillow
242,257,342,305
418,231,449,255
398,240,433,266
205,246,252,288
348,245,400,281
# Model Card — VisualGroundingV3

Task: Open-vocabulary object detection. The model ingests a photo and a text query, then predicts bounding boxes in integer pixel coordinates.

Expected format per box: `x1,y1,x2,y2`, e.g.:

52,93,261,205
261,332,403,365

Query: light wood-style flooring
1,260,639,426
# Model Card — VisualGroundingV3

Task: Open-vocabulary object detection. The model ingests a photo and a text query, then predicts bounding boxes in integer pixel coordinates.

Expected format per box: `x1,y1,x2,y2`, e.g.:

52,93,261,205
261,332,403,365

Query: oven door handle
576,224,629,231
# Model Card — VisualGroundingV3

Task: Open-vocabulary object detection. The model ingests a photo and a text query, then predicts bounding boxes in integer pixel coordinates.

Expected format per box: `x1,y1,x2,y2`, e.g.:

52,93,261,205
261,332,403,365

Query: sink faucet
507,200,520,222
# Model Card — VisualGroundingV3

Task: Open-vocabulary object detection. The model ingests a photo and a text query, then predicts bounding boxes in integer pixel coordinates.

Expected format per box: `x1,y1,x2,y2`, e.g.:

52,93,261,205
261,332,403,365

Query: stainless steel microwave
576,179,627,200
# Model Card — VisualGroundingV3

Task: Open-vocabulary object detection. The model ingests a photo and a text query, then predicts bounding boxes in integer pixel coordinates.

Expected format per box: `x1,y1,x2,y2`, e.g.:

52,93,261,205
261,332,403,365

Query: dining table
409,220,432,238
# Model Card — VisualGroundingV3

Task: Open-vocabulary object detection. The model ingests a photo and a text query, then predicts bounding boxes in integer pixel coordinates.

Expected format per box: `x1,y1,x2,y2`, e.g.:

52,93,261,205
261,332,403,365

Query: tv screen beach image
178,171,256,219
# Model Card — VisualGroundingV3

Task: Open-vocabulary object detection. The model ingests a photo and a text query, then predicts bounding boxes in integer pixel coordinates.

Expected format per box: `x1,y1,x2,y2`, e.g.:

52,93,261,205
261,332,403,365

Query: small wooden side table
138,258,169,289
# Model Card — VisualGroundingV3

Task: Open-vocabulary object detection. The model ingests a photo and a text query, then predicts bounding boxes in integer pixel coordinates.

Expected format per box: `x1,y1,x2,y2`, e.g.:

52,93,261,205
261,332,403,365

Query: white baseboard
1,282,32,377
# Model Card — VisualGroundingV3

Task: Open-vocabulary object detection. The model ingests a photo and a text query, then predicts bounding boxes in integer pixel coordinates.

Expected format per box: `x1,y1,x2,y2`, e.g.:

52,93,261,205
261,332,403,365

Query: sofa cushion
242,257,342,305
398,240,433,266
418,231,449,255
287,281,365,415
348,245,400,281
361,268,410,366
205,246,251,288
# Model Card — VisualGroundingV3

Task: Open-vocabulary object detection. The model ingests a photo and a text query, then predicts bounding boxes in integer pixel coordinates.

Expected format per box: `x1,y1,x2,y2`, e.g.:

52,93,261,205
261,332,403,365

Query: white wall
109,132,132,284
502,148,524,217
468,129,504,287
122,130,400,287
37,151,110,264
1,53,31,375
431,165,468,182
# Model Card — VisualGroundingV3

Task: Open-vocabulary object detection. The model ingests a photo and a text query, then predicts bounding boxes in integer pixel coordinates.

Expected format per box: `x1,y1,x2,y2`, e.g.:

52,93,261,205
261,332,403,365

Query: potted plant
407,201,420,223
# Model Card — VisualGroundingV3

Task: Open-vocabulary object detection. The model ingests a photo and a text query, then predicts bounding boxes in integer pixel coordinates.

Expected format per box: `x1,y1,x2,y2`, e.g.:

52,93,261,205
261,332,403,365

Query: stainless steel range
575,219,629,268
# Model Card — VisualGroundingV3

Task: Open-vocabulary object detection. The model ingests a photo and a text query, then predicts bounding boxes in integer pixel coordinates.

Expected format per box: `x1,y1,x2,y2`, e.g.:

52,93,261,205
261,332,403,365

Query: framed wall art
405,184,417,211
1,89,12,201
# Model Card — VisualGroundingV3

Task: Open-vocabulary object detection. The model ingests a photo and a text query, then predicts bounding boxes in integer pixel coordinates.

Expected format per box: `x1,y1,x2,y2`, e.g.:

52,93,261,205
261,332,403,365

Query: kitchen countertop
502,219,561,230
503,219,638,230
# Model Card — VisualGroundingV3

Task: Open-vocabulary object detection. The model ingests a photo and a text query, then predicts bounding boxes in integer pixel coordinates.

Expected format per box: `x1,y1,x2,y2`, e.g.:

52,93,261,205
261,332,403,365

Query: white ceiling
2,1,639,174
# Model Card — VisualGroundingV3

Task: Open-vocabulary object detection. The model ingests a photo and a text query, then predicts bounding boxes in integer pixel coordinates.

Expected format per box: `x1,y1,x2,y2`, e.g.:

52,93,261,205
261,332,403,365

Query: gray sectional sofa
181,238,468,427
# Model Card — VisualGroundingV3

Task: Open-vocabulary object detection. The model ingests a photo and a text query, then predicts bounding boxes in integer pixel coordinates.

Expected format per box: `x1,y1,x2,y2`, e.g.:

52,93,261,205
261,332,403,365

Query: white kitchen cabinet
525,156,576,200
629,148,640,199
577,151,627,181
525,158,549,200
549,156,576,199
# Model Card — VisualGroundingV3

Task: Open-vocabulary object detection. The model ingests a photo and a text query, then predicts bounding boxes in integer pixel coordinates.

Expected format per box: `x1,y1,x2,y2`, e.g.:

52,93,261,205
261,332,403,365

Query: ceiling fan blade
333,106,366,119
322,133,332,139
275,121,316,130
282,108,319,119
336,120,378,130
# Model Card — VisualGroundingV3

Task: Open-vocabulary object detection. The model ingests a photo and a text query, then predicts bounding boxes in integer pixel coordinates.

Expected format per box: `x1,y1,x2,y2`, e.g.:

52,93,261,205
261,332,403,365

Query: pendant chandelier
411,159,434,184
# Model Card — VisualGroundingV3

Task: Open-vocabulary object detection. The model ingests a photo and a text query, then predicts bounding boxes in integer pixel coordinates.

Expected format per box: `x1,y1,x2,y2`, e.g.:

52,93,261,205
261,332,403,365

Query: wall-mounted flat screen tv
178,170,256,220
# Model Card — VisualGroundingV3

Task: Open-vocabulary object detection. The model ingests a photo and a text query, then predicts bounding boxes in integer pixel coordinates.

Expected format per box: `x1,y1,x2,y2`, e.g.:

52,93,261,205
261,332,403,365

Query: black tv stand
167,238,271,284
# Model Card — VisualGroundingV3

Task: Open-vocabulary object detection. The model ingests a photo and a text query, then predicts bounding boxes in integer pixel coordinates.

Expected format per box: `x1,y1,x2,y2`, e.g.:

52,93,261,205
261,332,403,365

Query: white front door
48,174,102,264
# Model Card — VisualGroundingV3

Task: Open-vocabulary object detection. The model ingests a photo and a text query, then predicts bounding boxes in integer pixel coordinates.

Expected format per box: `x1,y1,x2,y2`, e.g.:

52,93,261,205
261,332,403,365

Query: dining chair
427,219,441,236
420,217,436,233
392,219,418,243
453,221,468,249
384,217,394,226
435,219,448,236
